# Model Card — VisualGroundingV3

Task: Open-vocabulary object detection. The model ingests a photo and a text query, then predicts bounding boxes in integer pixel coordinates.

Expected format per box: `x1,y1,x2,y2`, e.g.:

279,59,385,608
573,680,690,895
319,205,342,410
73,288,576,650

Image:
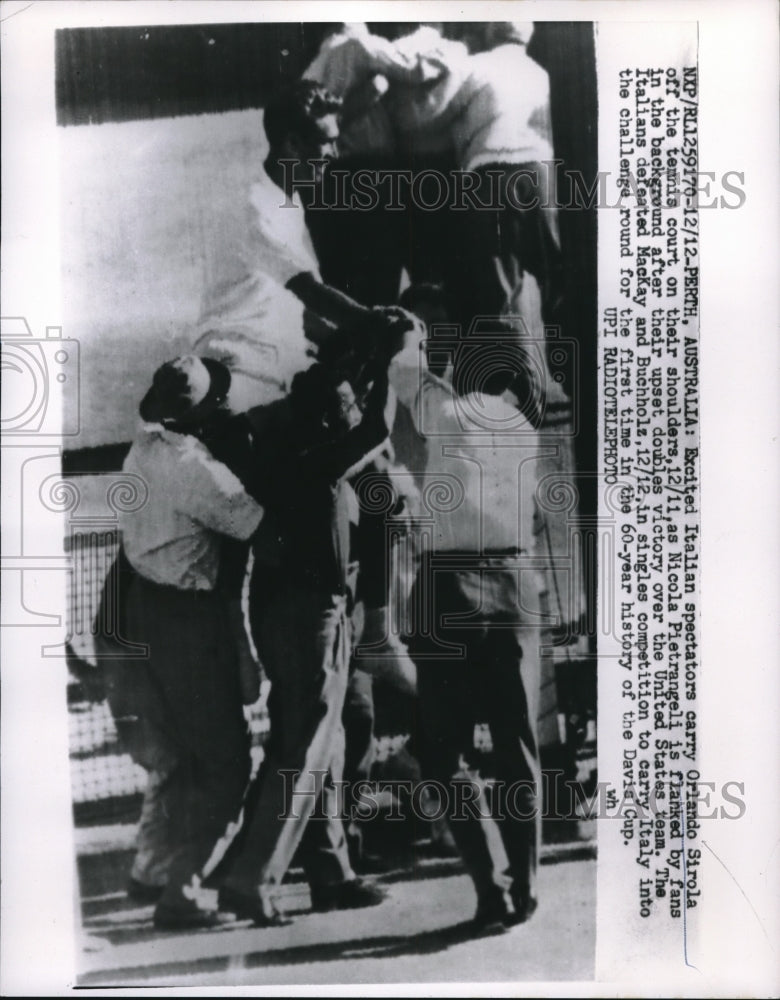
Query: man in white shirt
387,321,546,932
194,80,413,411
119,355,265,929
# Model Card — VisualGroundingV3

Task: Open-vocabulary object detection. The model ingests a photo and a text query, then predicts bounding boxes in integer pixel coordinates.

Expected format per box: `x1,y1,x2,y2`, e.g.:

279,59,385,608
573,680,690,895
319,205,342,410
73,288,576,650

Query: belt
429,548,526,558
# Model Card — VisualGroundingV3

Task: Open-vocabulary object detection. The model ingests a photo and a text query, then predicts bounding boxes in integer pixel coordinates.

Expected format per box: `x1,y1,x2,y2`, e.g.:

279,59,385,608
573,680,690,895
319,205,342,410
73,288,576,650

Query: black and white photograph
1,1,778,995
55,15,597,986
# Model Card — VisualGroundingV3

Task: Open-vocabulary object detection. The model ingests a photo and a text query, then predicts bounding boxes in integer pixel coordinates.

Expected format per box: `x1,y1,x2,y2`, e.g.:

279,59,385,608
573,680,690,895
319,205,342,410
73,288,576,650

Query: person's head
483,21,534,50
443,23,488,54
446,21,534,53
139,355,232,433
290,363,361,438
398,283,448,330
317,22,349,43
451,345,518,399
448,321,538,405
263,81,341,170
366,22,421,41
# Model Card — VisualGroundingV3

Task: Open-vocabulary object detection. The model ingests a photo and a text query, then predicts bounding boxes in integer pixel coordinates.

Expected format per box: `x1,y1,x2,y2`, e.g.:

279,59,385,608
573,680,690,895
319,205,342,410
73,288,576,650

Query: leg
101,648,181,894
296,717,353,890
480,625,543,916
124,578,250,920
341,664,375,862
129,766,179,892
308,156,404,307
222,584,354,894
416,659,509,909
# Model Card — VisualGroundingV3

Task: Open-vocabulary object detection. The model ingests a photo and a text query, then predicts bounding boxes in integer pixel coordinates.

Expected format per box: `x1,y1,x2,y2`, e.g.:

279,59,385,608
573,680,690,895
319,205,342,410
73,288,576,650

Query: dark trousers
122,575,250,908
444,162,565,425
307,155,406,308
222,575,354,892
404,152,459,287
342,666,375,831
445,162,563,334
407,556,543,907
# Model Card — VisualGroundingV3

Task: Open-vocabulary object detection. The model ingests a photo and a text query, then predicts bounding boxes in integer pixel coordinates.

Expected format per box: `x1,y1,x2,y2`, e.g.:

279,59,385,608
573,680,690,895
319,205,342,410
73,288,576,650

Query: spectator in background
387,322,546,934
447,22,563,337
343,446,419,869
302,22,451,305
389,21,564,423
118,355,264,929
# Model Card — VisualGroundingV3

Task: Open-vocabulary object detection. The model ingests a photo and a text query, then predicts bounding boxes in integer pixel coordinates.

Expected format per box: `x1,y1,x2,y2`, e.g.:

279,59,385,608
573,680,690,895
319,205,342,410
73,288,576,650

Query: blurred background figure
303,22,451,306
387,322,547,933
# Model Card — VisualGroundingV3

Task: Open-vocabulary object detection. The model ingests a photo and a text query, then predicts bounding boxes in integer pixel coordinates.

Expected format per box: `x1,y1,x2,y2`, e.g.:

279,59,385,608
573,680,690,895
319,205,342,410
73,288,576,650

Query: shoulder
249,173,292,219
147,428,245,499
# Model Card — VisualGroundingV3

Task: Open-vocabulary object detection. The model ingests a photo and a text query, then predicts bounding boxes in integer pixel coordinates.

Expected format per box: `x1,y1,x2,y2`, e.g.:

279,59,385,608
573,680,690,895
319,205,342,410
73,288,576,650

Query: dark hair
289,363,343,425
367,23,421,41
398,282,447,315
450,322,534,398
451,346,518,398
263,80,342,151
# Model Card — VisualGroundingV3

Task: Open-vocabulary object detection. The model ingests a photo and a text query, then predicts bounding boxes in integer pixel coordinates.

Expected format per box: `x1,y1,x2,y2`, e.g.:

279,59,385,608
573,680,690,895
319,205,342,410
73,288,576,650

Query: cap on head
139,355,231,426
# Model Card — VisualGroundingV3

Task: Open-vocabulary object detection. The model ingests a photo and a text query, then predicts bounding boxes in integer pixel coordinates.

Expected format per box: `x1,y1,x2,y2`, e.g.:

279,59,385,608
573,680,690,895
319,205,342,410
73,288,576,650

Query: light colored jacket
304,23,448,157
392,42,553,169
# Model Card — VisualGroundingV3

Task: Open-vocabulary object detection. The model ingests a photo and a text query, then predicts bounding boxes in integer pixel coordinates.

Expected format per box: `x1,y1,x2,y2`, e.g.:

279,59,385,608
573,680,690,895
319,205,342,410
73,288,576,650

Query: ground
77,850,596,988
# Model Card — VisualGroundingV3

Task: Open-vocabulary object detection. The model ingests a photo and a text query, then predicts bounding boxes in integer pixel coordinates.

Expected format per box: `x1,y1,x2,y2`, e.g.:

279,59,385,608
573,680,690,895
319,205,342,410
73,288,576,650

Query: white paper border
2,1,778,995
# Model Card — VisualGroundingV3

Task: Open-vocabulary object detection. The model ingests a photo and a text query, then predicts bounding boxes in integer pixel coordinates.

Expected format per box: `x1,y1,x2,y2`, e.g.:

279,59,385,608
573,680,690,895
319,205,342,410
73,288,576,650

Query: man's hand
370,305,425,359
341,74,389,126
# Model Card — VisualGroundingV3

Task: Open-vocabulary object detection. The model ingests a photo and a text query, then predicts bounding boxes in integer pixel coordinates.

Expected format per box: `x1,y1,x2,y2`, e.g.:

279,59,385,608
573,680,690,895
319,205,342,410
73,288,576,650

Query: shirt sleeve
386,33,470,133
176,439,264,540
359,33,445,84
298,367,390,484
388,329,427,412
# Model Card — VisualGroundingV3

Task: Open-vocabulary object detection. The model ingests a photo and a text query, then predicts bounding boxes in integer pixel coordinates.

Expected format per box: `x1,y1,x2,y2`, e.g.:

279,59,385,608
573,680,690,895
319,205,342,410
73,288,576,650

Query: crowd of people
104,21,573,937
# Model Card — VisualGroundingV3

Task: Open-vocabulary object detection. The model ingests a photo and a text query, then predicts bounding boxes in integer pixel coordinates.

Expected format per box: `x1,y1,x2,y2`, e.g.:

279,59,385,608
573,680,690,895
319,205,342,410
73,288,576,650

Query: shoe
347,828,394,874
153,900,220,930
472,888,511,936
218,885,293,927
127,878,165,904
346,825,364,869
352,851,395,875
506,893,539,926
428,816,460,858
309,877,388,913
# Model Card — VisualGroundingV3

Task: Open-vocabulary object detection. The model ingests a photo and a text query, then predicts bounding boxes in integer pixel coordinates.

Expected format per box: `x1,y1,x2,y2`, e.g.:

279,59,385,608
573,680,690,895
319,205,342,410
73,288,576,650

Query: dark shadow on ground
78,917,509,986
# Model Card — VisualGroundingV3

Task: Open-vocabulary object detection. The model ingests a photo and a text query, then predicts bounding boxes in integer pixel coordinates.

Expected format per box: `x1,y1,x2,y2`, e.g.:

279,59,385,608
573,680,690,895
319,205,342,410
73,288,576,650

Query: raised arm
359,30,449,85
301,364,391,484
285,271,373,337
